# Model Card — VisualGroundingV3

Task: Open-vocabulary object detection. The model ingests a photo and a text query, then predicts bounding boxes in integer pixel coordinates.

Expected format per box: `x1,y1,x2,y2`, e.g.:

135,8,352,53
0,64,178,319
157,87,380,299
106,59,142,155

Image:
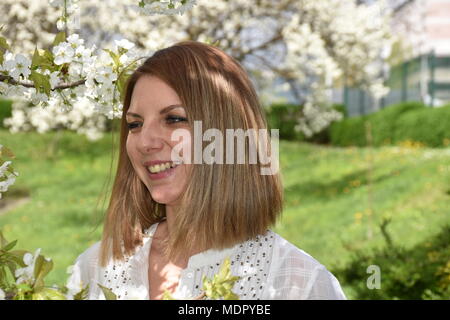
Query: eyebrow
126,104,184,119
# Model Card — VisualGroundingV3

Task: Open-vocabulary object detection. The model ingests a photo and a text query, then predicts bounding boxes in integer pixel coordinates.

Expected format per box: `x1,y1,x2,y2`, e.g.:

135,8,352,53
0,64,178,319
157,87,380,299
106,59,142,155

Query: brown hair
99,40,283,266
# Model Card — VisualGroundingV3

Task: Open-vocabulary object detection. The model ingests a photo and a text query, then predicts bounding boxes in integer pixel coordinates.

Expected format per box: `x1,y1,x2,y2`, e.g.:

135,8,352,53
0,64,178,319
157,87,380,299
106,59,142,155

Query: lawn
1,129,449,299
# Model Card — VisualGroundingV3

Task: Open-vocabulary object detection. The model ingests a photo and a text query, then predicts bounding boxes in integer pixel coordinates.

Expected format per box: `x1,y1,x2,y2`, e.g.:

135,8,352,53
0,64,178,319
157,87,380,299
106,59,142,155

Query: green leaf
200,257,240,300
117,71,130,103
53,32,66,46
4,260,18,282
162,290,176,300
103,49,120,69
33,288,66,300
0,36,10,50
1,240,17,252
30,49,56,73
31,48,40,70
31,292,47,300
203,38,220,47
33,255,53,290
15,283,33,300
98,284,117,300
0,146,15,159
8,250,28,267
29,71,51,96
0,230,9,248
73,284,89,300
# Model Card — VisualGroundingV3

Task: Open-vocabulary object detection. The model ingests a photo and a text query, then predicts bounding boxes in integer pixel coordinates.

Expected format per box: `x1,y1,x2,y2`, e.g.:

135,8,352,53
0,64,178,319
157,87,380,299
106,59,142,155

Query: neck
158,204,205,264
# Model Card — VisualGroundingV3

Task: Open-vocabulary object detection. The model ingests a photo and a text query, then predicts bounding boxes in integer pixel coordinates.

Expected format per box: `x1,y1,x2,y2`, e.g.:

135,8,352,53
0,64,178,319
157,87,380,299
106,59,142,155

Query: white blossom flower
4,98,107,141
114,38,135,51
56,18,66,31
96,81,115,96
2,54,31,81
67,34,85,49
0,156,19,200
0,175,16,200
95,66,117,84
49,71,60,89
135,0,197,16
0,160,11,178
15,248,41,284
49,0,64,7
53,42,75,65
30,92,50,106
0,288,5,300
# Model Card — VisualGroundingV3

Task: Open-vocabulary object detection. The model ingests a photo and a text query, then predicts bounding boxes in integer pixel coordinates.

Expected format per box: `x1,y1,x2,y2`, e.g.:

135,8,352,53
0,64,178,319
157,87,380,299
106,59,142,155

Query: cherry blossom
2,54,31,81
15,249,42,284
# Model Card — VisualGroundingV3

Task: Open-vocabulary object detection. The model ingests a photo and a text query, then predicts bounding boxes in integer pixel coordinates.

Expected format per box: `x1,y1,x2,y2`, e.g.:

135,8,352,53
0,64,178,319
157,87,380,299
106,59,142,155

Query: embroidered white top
66,222,347,300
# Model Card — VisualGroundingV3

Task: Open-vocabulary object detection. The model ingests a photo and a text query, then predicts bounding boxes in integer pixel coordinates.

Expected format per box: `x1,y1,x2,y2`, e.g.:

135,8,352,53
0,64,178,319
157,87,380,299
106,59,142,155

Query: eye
126,122,141,130
166,115,187,124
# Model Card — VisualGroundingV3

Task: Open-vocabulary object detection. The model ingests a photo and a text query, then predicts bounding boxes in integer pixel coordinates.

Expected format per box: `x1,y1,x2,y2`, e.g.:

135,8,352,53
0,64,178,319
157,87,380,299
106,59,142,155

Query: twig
379,217,393,248
0,74,86,90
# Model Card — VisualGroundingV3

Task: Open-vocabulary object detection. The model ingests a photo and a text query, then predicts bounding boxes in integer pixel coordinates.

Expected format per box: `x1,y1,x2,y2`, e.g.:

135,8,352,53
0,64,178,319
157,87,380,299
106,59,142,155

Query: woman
67,41,346,300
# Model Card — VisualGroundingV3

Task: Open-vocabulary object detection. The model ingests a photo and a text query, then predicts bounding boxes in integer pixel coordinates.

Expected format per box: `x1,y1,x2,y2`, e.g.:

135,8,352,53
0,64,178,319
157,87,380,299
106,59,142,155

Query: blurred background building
343,0,450,116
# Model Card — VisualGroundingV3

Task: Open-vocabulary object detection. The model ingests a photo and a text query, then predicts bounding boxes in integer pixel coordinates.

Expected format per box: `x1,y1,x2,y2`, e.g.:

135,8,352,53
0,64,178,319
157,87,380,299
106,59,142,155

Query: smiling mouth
146,161,181,174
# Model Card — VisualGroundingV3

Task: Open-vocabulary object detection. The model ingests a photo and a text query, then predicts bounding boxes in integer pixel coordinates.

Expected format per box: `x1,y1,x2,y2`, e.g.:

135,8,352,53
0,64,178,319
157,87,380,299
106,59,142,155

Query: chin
149,188,180,205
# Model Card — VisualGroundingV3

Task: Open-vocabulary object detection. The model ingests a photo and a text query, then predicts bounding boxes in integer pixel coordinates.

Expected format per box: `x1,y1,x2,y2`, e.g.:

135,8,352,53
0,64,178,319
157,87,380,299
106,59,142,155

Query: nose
136,124,165,154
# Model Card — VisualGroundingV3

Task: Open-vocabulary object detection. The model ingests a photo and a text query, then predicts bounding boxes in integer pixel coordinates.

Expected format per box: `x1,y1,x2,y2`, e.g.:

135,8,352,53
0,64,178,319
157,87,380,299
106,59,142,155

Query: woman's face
126,75,191,206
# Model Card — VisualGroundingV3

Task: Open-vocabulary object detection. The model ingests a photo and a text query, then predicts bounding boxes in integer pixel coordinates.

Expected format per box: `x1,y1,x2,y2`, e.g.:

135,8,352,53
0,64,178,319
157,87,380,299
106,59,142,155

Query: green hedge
394,105,450,147
330,102,450,148
0,99,13,129
265,103,305,141
332,222,450,299
365,101,426,146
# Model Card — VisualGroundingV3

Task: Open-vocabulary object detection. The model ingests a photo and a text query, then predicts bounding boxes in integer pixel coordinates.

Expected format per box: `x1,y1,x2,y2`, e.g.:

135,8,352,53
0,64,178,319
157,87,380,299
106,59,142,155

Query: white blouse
66,222,347,300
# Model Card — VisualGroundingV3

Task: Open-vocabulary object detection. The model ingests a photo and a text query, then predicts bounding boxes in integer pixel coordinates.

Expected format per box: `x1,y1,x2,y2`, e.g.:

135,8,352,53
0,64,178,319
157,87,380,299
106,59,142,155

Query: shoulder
74,241,102,269
66,241,102,297
271,231,323,269
266,231,347,300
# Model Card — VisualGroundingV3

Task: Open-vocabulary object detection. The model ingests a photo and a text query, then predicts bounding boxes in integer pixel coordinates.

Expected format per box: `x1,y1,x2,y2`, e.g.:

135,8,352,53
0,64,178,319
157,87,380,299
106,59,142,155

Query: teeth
147,162,178,174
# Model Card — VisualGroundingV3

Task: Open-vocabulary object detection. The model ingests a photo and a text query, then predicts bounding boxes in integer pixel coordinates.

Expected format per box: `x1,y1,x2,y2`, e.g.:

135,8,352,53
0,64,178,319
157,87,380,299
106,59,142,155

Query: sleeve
66,242,101,299
265,235,347,300
301,265,347,300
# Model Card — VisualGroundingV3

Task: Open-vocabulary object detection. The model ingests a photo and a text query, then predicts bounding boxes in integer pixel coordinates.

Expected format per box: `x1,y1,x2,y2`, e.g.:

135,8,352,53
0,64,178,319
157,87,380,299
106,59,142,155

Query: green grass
1,129,449,299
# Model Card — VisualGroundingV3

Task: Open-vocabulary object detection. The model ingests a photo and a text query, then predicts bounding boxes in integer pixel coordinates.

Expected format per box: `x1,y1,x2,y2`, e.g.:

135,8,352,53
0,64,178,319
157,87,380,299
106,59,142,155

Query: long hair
99,40,283,266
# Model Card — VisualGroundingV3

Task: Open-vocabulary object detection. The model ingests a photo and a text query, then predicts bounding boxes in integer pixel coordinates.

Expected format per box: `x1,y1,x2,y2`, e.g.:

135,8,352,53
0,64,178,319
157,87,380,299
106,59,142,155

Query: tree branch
0,74,86,90
252,53,307,106
235,32,283,62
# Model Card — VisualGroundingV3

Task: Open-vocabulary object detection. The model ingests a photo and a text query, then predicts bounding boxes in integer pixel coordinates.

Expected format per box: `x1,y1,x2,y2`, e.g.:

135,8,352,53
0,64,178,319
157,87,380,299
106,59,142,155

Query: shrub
329,101,450,148
265,103,305,141
329,115,368,147
393,104,450,147
332,221,450,300
368,101,425,146
264,103,345,143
